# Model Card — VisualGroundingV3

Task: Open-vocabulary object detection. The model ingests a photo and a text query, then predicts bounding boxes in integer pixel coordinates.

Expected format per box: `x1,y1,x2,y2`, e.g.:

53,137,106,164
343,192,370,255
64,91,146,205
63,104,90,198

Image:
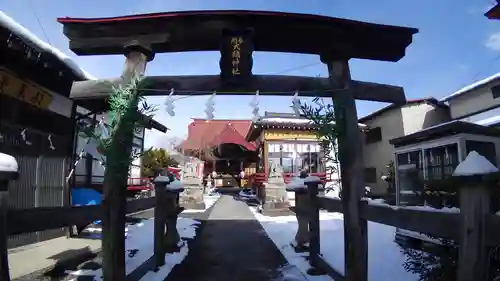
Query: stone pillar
153,176,168,267
0,153,19,281
263,163,289,213
289,186,309,251
180,162,205,210
164,187,184,252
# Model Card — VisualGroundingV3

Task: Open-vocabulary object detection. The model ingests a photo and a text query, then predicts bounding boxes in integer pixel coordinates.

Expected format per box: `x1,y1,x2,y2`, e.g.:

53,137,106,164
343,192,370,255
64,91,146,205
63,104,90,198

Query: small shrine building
180,112,346,188
245,112,331,185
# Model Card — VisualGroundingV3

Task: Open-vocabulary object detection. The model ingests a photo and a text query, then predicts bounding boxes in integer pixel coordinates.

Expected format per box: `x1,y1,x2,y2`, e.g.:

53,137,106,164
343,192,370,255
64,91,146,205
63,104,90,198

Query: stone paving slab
8,236,101,280
163,195,302,281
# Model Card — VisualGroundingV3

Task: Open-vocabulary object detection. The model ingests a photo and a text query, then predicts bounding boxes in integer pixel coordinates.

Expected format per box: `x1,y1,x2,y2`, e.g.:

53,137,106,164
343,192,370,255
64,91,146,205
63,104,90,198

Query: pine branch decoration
77,75,157,166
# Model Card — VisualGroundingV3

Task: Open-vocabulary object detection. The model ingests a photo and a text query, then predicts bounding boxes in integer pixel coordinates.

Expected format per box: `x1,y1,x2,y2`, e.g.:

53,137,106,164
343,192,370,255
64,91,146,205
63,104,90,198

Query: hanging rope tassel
66,149,86,183
250,90,260,121
292,90,301,115
205,91,216,120
165,88,176,116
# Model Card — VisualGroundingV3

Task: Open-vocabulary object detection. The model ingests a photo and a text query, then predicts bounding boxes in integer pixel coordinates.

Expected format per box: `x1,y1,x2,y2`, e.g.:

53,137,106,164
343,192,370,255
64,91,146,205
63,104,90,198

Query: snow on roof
261,117,311,124
453,150,499,176
474,115,500,127
475,116,500,126
260,117,367,127
0,152,18,173
0,11,95,80
440,72,500,102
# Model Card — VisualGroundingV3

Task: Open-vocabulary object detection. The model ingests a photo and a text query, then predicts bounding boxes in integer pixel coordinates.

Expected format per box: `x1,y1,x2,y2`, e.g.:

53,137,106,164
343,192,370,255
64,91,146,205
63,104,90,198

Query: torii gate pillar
321,55,368,281
101,42,154,281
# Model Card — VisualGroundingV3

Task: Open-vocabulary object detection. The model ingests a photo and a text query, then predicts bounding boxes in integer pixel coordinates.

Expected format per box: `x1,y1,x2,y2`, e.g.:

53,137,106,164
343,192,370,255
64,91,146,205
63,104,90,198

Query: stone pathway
164,195,303,281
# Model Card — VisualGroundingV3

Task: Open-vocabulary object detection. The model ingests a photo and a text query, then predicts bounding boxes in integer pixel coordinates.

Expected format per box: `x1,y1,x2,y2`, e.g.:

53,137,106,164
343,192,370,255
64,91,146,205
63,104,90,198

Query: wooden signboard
219,30,254,86
0,68,53,109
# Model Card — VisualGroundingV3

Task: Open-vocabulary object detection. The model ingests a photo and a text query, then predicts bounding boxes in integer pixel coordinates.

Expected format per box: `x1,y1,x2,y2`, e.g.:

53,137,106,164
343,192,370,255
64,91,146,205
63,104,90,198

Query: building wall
261,128,339,181
362,103,450,194
74,106,146,187
447,80,500,119
0,31,79,247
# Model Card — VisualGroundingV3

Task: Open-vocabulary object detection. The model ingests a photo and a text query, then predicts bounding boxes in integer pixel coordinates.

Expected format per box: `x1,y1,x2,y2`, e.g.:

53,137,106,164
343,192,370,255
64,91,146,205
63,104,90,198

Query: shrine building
180,112,368,188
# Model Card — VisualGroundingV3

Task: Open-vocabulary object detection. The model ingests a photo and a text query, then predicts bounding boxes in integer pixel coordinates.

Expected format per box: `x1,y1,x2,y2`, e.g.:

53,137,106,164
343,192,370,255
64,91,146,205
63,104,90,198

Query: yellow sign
264,130,318,140
230,36,243,76
0,69,53,109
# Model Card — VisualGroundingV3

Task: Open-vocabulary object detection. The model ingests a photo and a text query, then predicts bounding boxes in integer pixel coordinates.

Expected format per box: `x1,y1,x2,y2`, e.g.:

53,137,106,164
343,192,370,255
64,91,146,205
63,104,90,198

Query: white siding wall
362,103,450,195
448,80,500,119
75,106,145,187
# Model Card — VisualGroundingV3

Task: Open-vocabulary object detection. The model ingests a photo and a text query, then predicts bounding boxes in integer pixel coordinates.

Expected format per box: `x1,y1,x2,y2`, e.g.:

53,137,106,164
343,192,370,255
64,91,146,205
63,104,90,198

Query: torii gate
57,10,417,281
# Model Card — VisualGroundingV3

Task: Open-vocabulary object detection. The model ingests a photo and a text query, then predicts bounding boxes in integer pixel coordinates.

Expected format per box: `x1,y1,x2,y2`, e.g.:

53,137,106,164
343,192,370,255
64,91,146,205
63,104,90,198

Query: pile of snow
363,197,460,213
251,207,428,281
286,176,322,191
182,194,220,213
167,179,185,191
453,150,499,176
0,152,18,173
66,217,200,281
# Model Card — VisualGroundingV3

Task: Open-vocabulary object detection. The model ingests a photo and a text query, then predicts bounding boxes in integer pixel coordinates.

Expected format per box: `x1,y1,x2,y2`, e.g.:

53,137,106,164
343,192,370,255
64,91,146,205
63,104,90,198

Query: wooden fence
0,178,184,281
292,176,500,281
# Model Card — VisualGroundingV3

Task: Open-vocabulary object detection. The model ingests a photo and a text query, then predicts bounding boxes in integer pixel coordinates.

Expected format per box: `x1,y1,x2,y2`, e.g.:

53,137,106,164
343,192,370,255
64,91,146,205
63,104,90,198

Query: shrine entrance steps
164,195,304,281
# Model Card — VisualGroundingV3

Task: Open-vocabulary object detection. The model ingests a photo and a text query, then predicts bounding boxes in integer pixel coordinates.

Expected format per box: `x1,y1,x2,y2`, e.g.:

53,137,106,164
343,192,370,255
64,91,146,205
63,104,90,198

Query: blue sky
3,0,500,148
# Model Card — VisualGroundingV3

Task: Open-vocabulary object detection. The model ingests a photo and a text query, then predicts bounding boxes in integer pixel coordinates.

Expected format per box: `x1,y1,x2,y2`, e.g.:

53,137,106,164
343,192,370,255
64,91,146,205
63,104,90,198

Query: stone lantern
0,152,18,281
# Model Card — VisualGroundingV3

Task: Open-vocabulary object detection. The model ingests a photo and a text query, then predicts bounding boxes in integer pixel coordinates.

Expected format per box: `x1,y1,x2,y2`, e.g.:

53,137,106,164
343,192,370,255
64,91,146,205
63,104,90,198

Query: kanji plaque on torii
219,29,253,86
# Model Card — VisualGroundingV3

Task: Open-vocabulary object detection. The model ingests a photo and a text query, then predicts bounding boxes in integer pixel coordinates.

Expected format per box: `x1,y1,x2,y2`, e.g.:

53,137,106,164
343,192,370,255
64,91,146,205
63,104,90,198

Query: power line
29,0,52,46
448,54,500,96
272,62,321,75
169,62,323,102
469,54,500,82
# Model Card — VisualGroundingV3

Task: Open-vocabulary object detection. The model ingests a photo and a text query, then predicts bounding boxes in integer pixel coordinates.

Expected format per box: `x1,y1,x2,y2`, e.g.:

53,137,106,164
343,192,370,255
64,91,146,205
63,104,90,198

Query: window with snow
465,140,497,166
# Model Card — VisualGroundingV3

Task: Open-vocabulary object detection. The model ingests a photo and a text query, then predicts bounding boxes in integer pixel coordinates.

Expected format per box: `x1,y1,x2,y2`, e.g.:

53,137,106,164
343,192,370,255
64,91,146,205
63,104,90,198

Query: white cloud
486,31,500,51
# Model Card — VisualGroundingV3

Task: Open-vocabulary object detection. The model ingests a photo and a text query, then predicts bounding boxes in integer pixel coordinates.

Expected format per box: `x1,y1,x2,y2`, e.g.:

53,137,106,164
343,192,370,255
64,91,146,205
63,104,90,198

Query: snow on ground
67,194,219,280
182,194,220,213
138,218,199,281
67,217,199,281
251,208,423,281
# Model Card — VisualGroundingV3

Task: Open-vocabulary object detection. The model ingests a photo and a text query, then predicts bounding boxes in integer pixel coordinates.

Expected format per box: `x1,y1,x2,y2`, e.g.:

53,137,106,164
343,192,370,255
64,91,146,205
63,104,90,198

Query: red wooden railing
247,172,328,188
127,178,154,191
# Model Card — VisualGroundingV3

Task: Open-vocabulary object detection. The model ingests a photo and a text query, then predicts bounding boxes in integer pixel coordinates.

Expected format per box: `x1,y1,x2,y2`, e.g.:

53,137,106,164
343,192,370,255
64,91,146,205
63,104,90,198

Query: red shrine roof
208,123,257,151
181,119,256,151
57,10,417,62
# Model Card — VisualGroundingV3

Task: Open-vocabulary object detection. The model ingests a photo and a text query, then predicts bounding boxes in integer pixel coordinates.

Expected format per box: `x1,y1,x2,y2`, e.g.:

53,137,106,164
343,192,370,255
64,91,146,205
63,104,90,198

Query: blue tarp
72,187,102,224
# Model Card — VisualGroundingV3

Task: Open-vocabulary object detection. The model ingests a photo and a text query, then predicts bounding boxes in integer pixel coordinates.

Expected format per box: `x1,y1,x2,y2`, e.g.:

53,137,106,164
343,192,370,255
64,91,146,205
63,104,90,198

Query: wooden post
101,44,153,281
323,57,368,281
457,180,490,281
0,153,19,281
306,180,321,267
263,140,269,178
164,187,184,252
293,188,310,249
153,176,168,267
